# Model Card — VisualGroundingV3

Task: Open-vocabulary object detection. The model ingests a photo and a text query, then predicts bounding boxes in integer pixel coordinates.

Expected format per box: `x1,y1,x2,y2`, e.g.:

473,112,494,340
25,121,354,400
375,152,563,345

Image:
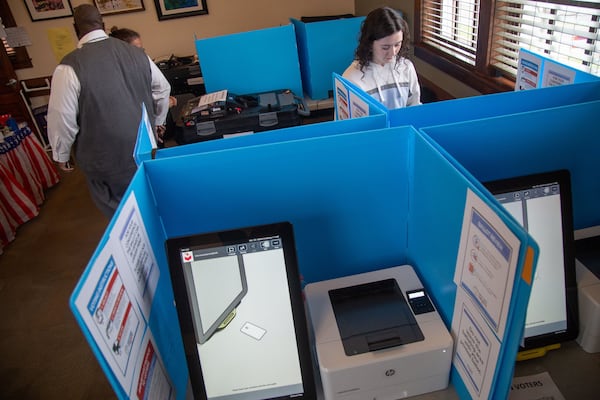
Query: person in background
47,4,171,217
109,26,179,143
108,26,143,48
343,7,421,109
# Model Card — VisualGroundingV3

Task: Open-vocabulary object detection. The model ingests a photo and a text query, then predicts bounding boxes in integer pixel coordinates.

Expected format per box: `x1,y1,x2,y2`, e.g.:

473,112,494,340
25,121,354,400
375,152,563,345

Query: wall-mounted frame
94,0,145,16
24,0,73,21
153,0,208,21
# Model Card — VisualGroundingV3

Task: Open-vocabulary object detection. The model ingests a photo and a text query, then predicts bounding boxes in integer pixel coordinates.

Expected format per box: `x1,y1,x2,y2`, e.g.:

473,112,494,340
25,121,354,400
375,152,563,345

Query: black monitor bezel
165,221,316,400
484,169,579,351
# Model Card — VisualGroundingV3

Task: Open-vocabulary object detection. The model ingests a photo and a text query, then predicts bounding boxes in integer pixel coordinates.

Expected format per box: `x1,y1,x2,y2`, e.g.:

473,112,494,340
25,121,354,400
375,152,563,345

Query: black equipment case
177,89,308,145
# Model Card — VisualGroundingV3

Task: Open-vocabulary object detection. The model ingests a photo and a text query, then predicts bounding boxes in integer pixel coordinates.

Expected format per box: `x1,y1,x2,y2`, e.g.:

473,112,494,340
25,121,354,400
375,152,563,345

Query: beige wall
355,0,412,26
10,0,480,98
9,0,354,80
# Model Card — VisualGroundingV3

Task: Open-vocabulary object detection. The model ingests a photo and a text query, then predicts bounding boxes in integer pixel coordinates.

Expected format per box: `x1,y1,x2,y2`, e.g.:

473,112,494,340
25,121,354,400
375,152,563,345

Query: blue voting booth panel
409,132,540,400
69,163,189,400
388,80,600,129
291,17,364,100
420,100,600,231
71,121,538,400
195,24,303,97
147,128,412,284
133,105,156,165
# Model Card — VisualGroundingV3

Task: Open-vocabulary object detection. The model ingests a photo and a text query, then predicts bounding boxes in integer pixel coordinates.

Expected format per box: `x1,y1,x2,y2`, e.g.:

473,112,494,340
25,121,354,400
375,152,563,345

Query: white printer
575,232,600,353
305,265,453,400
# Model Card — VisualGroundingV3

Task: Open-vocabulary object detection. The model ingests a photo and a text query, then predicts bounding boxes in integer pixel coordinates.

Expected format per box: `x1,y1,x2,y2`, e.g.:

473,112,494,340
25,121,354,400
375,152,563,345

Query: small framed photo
94,0,145,16
153,0,208,21
24,0,73,21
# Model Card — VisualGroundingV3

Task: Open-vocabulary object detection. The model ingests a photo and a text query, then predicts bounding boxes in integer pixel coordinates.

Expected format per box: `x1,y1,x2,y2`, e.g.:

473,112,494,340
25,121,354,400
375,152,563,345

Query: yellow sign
47,27,76,63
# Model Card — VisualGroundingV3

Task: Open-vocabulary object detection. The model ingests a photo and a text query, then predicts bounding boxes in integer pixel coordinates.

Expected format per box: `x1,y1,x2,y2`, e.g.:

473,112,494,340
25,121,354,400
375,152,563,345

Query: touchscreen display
182,251,248,344
484,170,578,350
166,222,315,400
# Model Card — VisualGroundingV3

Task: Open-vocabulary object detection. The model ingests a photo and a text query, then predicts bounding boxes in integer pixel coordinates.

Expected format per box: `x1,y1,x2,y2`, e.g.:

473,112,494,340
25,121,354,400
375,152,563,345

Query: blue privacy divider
74,118,539,399
420,100,600,230
69,162,189,400
133,104,156,165
195,24,303,97
291,16,364,100
408,131,540,400
389,80,600,129
146,127,412,284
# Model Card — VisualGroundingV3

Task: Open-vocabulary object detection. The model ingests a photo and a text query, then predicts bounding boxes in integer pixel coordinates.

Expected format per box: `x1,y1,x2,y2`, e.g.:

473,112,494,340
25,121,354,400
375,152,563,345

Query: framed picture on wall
24,0,73,21
94,0,145,16
153,0,208,21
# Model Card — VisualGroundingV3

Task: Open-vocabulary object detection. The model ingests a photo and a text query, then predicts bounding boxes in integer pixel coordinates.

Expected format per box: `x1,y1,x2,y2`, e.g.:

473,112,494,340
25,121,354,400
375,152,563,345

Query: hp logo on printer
385,369,396,377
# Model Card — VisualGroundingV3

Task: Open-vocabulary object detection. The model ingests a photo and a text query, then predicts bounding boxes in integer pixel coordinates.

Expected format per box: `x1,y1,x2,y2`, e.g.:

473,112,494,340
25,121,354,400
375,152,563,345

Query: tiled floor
0,166,116,399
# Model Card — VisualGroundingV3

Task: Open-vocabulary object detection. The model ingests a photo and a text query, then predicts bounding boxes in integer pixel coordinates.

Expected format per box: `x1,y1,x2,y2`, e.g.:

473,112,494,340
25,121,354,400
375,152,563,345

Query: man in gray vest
47,4,170,217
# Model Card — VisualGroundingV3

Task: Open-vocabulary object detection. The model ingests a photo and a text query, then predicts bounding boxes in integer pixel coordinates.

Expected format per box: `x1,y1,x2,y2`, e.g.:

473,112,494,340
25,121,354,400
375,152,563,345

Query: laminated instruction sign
452,189,521,399
333,75,373,120
515,48,598,91
72,194,174,399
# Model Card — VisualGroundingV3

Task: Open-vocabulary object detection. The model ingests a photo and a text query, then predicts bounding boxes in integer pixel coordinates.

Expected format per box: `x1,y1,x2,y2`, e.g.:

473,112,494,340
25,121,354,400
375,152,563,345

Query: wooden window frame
414,0,600,94
414,0,516,94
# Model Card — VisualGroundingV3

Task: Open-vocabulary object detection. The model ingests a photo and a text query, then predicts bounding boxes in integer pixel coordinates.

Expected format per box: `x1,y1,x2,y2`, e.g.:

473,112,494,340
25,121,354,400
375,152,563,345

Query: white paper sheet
454,189,520,338
109,194,160,319
510,372,565,400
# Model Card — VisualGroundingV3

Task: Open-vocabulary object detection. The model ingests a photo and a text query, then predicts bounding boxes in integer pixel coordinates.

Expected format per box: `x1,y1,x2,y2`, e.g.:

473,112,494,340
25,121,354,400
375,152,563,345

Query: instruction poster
516,51,541,91
334,78,350,120
452,188,521,399
542,62,575,88
349,91,369,118
73,193,171,398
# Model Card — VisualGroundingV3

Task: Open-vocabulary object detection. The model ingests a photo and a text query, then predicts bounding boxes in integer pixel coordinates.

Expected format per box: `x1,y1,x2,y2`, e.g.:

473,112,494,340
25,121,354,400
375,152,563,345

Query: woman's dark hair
109,26,140,44
355,7,411,71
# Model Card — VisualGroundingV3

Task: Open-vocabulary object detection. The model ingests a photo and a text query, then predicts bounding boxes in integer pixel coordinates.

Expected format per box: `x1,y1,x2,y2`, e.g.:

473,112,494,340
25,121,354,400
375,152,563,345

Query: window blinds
492,0,600,78
421,0,481,65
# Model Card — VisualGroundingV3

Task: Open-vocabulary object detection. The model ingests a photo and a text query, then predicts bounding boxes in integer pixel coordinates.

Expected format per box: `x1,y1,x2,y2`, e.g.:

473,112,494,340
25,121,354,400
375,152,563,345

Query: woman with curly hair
343,7,421,109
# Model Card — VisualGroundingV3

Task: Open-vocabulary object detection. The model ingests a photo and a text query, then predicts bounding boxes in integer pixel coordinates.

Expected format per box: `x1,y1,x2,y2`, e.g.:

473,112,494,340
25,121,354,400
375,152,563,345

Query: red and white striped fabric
21,130,60,190
0,124,58,254
0,163,39,254
0,126,59,205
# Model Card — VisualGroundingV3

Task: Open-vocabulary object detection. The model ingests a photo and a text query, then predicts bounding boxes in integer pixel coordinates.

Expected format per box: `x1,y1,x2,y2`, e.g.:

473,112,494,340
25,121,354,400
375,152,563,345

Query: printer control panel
406,288,435,315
